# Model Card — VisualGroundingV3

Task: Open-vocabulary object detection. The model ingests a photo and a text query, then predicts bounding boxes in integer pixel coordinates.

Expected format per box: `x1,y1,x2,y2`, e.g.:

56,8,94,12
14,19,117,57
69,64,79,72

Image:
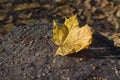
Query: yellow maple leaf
51,15,93,56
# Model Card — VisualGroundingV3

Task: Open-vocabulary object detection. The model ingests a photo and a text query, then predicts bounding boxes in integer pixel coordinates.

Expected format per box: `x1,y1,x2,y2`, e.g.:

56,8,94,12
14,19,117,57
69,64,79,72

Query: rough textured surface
0,22,120,80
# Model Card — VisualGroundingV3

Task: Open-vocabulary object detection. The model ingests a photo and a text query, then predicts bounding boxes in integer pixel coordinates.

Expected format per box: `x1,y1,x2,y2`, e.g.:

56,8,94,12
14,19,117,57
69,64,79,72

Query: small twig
88,47,120,50
88,47,114,50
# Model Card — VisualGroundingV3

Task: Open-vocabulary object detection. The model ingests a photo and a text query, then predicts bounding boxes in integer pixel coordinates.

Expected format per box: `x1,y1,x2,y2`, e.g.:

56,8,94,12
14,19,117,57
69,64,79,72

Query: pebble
0,47,3,52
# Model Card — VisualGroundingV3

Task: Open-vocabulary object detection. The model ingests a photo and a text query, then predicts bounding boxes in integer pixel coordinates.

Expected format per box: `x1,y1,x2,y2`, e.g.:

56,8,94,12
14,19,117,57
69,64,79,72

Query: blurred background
0,0,120,46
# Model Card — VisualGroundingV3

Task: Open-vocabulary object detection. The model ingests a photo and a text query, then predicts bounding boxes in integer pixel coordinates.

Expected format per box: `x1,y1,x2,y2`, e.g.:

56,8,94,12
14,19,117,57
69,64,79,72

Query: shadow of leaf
67,32,120,59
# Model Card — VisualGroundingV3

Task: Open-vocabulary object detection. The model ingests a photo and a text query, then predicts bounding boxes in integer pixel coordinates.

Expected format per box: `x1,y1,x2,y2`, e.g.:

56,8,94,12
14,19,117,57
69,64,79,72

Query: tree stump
0,22,120,80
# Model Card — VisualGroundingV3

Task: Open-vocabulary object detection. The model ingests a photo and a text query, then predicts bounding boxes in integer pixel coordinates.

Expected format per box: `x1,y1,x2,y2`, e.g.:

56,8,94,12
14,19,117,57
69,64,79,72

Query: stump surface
0,22,120,80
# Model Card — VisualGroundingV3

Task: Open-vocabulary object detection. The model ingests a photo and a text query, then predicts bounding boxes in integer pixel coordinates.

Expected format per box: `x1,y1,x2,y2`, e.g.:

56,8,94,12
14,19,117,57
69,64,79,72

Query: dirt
0,22,120,80
0,0,120,80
